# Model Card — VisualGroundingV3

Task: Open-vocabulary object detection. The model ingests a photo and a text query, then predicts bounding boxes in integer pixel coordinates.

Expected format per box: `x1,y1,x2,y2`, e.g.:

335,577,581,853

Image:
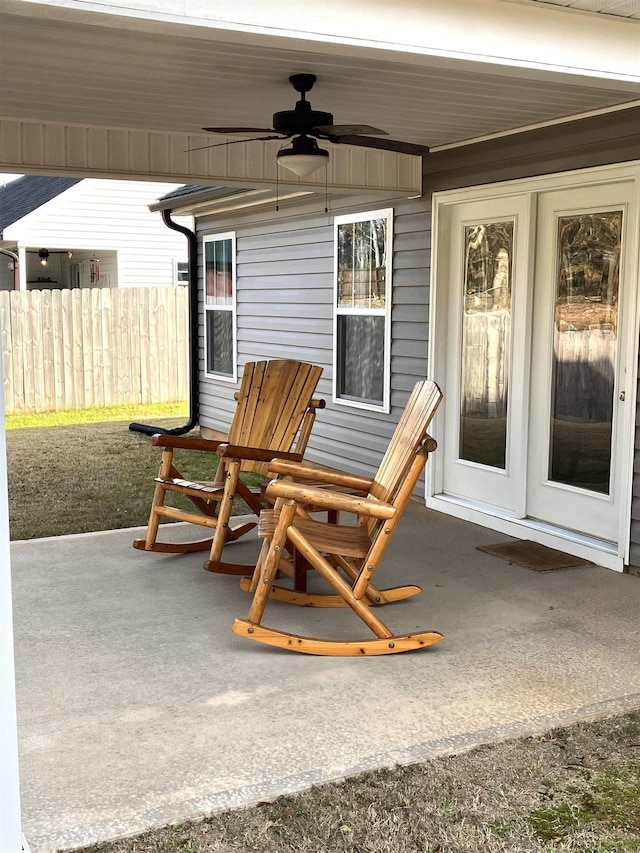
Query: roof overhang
1,0,639,191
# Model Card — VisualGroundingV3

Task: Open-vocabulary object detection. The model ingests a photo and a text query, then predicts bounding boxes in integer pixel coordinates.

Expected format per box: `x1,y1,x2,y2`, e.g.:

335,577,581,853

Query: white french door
440,194,533,517
430,167,640,565
527,183,635,542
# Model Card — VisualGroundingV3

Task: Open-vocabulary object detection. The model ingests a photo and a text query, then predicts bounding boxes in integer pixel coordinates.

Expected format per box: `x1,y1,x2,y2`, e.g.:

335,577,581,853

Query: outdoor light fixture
67,250,73,259
276,135,329,178
38,248,49,266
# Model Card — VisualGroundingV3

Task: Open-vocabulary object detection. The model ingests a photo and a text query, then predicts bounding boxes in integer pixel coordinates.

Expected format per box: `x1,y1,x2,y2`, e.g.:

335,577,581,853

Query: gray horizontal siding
424,105,640,192
195,197,432,488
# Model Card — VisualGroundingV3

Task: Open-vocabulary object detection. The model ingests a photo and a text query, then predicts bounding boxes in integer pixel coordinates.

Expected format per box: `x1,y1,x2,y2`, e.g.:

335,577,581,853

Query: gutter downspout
129,209,199,436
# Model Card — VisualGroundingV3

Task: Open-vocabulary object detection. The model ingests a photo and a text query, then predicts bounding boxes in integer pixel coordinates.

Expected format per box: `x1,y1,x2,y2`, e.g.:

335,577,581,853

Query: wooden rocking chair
133,360,324,574
233,379,444,655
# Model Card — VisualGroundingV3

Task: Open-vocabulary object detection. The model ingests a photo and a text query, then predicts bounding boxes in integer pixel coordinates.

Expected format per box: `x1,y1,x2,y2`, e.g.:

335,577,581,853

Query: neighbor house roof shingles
0,176,81,232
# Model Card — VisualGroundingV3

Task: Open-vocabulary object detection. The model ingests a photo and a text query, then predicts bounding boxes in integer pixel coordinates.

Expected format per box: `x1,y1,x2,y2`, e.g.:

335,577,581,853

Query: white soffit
0,0,639,186
517,0,640,19
0,8,639,152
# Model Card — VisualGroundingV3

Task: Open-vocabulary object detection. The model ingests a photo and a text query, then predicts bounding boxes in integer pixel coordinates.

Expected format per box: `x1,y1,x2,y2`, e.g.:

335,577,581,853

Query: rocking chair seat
259,509,372,559
157,478,226,496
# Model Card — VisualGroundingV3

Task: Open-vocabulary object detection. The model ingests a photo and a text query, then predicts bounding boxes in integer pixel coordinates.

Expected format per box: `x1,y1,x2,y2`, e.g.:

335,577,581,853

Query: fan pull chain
324,164,328,215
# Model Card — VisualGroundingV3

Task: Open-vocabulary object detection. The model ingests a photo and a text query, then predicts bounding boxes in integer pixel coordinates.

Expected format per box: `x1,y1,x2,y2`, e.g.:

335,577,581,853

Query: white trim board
426,493,624,572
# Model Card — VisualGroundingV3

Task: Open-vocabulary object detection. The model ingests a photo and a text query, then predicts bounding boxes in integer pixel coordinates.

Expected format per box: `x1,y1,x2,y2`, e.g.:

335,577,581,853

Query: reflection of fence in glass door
550,211,621,494
459,221,513,470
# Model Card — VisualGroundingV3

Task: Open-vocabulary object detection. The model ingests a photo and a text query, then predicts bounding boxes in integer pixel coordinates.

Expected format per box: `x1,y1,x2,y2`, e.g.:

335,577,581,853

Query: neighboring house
0,176,191,291
152,100,640,575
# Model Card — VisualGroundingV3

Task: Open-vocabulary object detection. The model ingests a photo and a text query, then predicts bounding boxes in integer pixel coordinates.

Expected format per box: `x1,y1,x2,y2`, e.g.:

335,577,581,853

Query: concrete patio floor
10,502,640,853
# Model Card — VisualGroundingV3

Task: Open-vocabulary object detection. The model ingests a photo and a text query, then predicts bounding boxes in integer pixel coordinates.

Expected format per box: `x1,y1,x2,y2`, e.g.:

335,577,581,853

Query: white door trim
427,161,640,571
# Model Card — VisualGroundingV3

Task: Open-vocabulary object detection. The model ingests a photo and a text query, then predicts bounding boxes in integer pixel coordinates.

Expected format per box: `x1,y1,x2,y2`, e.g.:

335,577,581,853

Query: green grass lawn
5,401,190,430
5,402,258,540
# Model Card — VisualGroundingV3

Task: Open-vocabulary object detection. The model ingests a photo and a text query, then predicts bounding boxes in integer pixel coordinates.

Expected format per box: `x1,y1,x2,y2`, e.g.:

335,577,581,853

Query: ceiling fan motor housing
272,106,334,136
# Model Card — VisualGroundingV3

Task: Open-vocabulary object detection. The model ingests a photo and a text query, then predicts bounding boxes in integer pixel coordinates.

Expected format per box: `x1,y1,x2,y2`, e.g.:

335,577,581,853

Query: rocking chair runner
233,379,444,656
133,360,324,574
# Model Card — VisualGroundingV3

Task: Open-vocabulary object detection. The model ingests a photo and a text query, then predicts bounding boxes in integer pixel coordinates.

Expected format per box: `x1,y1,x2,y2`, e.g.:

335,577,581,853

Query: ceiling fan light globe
277,149,329,177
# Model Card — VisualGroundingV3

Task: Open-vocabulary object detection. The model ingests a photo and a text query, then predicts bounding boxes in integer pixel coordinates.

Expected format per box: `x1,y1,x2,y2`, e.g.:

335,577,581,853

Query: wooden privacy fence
0,286,189,414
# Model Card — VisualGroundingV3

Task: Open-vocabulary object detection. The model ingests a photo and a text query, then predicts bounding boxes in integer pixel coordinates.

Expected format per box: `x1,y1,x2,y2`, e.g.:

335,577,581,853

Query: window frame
332,208,393,413
173,258,189,286
202,231,237,383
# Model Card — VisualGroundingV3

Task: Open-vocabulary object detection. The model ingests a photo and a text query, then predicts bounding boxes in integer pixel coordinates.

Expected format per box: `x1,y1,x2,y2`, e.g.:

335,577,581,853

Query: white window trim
203,231,237,384
173,258,189,286
332,208,393,413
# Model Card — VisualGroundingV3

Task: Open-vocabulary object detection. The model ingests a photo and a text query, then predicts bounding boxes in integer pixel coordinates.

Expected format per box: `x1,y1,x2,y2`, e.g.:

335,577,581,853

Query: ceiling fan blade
313,124,388,137
332,135,430,156
201,127,277,134
185,135,284,153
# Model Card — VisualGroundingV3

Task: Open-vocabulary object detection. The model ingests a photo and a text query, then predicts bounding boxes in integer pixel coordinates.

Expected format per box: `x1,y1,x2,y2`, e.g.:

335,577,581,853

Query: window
333,209,392,411
174,259,189,286
203,233,236,381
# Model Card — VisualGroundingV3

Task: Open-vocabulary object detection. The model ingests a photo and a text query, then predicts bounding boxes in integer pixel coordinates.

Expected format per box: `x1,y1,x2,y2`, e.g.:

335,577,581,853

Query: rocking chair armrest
265,479,396,519
267,459,374,491
150,434,226,452
216,444,304,464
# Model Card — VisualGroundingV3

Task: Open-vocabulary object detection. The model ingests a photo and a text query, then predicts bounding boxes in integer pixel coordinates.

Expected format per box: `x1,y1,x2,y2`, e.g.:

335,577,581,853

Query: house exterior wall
423,106,640,194
191,106,640,567
195,196,432,482
425,107,640,569
3,178,190,289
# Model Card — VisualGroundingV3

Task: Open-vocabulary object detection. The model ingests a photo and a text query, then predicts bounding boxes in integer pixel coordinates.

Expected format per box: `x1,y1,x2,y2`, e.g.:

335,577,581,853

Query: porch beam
0,118,423,196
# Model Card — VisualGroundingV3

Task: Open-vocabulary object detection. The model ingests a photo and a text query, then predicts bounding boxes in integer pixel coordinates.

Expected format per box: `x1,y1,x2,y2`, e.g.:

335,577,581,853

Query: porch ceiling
522,0,640,19
0,1,639,197
1,3,640,158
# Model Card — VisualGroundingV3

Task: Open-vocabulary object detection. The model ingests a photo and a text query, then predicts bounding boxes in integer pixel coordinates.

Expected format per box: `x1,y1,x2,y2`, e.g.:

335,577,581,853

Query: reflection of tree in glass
550,211,622,493
464,222,513,313
556,212,621,333
337,218,387,308
459,221,513,468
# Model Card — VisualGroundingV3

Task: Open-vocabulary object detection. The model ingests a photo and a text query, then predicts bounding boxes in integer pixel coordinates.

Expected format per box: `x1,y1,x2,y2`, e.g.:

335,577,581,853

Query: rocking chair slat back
228,360,323,474
370,380,443,505
133,359,324,572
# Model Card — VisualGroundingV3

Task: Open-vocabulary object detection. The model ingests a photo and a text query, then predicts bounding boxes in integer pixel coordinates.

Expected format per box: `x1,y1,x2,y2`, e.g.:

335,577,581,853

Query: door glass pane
549,211,622,494
459,222,513,468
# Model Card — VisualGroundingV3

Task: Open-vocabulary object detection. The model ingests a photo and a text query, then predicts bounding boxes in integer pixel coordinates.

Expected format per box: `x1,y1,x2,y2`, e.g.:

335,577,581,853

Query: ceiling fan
193,73,430,177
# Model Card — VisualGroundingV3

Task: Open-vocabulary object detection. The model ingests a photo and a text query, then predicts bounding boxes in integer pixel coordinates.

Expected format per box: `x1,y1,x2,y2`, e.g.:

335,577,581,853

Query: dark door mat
477,540,594,571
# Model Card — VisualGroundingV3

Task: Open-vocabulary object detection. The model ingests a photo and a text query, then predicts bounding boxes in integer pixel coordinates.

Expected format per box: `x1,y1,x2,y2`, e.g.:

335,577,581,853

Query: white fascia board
8,0,640,86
